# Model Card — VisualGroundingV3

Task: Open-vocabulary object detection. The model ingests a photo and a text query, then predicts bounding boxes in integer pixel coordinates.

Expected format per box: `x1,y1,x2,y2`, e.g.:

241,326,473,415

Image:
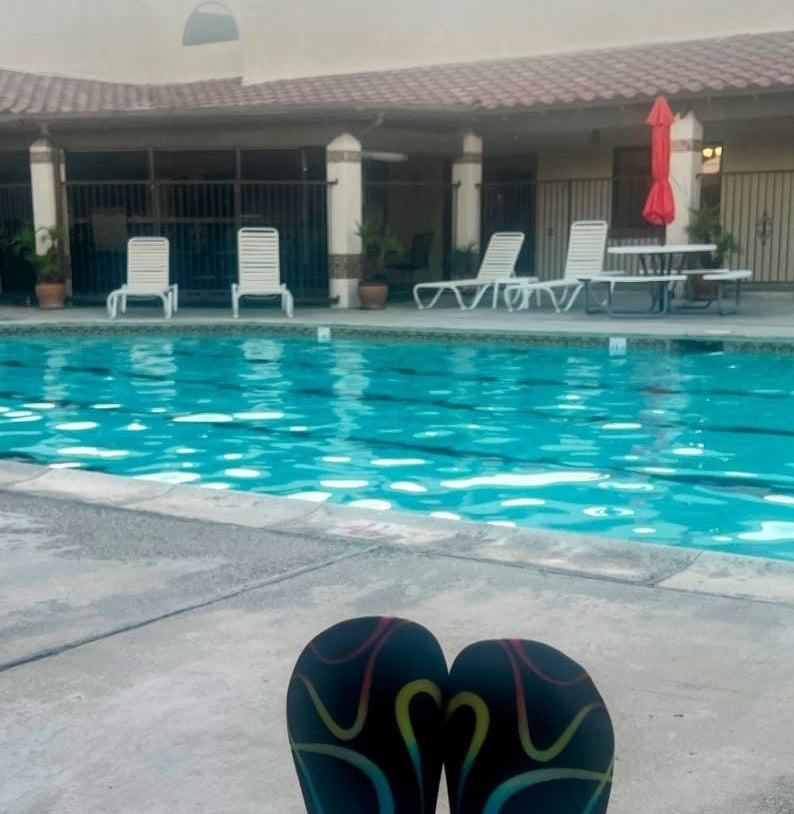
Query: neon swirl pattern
287,616,447,814
444,639,614,814
288,620,614,814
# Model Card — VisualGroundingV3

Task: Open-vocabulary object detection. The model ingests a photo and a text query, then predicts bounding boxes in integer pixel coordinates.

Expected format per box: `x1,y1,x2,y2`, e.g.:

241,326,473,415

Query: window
183,2,239,46
154,150,236,180
699,143,723,211
66,151,148,181
0,151,29,183
611,146,652,234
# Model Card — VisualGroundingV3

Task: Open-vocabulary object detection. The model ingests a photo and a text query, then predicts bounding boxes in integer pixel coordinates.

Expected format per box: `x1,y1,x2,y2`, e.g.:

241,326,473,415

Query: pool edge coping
3,461,794,608
5,315,794,352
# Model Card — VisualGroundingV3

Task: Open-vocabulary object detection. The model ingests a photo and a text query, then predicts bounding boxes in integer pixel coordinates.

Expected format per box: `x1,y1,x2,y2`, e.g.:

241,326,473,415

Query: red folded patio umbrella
642,96,676,229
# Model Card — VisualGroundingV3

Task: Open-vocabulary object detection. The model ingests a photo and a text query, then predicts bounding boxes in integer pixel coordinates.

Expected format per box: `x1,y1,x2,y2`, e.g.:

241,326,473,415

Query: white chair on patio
413,231,527,310
503,220,610,313
232,227,294,318
106,237,176,319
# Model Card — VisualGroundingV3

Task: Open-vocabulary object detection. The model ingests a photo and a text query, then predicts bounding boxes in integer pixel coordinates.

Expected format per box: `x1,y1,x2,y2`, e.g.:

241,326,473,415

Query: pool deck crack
647,549,705,586
0,545,378,675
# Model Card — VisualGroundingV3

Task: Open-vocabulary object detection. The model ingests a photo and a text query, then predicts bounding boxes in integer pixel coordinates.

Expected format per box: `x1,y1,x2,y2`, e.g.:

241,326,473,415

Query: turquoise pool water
2,333,794,561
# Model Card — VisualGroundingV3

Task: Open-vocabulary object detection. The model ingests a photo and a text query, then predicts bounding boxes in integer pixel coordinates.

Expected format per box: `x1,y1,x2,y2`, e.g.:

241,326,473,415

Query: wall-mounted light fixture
756,210,773,246
701,144,723,175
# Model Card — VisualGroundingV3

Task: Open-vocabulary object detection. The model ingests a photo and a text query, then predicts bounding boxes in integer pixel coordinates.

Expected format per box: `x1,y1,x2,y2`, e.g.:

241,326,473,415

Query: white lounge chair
232,227,294,318
106,237,176,319
503,220,610,313
413,231,527,310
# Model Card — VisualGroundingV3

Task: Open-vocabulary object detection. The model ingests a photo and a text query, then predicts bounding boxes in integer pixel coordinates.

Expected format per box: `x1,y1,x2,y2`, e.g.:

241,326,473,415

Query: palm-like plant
686,207,739,268
10,225,67,283
356,219,402,280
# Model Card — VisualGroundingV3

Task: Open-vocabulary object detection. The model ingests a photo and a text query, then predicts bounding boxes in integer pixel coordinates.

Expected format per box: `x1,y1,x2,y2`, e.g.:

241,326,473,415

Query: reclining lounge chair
502,220,609,313
232,227,294,318
413,231,527,310
106,237,176,319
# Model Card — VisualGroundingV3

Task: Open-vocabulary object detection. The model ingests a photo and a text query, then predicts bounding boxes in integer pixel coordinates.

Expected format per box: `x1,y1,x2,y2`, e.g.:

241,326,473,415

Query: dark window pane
66,151,148,181
154,150,235,180
612,146,652,232
700,144,723,211
0,151,29,183
240,150,303,181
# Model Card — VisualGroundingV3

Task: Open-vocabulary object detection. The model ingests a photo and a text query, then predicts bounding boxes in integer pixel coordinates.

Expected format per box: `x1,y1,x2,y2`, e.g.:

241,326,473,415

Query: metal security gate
721,170,794,286
481,181,536,274
241,181,328,299
481,177,658,278
67,176,330,301
0,182,34,296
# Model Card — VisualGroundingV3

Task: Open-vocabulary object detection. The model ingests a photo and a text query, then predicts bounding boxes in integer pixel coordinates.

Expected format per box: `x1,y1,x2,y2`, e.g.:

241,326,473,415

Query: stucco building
2,1,794,306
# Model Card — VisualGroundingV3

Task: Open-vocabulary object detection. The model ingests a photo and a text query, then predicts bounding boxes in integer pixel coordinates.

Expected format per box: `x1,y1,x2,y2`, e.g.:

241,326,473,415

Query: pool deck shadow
2,297,794,813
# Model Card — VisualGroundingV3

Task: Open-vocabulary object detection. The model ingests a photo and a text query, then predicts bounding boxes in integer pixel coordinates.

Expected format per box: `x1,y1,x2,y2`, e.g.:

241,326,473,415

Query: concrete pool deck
2,293,794,813
1,287,794,342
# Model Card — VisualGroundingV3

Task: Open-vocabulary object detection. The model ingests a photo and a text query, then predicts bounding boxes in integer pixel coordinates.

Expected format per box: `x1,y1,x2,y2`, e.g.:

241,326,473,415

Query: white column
668,112,703,245
451,132,482,251
29,137,60,247
326,133,362,308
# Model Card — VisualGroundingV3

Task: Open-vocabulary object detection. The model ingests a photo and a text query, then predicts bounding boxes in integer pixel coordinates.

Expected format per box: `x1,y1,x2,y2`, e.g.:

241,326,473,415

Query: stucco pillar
326,133,362,308
29,137,61,244
451,132,482,251
668,112,703,245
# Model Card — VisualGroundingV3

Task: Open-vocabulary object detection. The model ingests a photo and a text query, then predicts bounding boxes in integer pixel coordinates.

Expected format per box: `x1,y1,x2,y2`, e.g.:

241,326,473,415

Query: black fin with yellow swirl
286,616,448,814
444,639,614,814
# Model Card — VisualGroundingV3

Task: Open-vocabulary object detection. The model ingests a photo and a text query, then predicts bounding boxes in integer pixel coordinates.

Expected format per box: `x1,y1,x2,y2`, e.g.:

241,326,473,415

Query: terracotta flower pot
358,279,388,309
35,282,67,309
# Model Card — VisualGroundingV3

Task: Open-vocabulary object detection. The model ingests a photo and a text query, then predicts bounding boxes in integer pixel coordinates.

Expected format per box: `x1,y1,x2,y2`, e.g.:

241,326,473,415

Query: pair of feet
287,616,614,813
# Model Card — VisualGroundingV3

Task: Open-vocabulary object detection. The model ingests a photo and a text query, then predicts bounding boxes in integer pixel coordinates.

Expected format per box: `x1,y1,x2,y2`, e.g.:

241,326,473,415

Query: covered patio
4,29,794,309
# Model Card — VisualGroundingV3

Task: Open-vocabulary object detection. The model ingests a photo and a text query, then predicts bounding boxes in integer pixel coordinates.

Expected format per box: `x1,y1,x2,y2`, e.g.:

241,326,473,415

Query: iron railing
6,170,794,299
483,177,658,276
66,179,330,300
721,170,794,285
0,182,34,296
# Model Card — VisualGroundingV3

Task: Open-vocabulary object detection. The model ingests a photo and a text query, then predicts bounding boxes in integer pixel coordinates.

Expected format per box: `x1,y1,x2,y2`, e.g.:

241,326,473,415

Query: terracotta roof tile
3,29,794,119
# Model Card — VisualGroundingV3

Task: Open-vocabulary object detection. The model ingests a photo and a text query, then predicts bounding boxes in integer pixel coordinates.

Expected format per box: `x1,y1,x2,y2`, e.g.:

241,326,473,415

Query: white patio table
580,242,717,318
606,242,717,275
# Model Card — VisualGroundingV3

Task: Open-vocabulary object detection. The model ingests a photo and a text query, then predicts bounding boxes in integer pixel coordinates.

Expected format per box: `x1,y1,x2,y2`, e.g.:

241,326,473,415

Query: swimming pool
2,332,794,561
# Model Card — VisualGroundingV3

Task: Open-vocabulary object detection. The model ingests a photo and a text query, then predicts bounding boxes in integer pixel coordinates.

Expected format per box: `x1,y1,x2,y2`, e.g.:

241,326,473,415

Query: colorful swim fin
286,616,448,814
444,639,614,814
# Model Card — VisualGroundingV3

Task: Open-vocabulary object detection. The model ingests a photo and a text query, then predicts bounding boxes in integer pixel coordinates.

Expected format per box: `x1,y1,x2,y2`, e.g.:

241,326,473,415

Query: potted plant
10,225,68,308
355,218,402,309
685,206,739,298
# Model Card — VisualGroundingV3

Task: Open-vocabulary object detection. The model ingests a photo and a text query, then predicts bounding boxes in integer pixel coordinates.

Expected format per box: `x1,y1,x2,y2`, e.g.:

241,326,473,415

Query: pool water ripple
2,334,794,561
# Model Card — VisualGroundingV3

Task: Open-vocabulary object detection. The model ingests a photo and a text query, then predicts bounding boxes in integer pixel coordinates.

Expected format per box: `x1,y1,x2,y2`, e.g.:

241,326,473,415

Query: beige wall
0,0,241,82
242,0,794,83
537,150,613,181
719,135,794,173
383,158,447,275
4,0,794,84
0,0,149,81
